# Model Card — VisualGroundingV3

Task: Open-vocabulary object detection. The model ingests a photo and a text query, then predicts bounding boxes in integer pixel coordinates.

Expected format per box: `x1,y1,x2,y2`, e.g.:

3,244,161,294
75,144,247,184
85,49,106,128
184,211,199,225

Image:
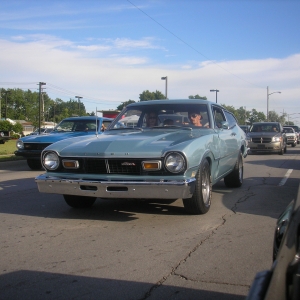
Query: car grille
60,158,167,176
252,137,272,143
24,143,52,150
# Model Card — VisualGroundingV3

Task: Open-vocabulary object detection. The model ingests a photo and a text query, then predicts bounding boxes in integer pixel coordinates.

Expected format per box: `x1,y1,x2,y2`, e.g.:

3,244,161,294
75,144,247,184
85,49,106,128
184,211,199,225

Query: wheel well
241,144,245,154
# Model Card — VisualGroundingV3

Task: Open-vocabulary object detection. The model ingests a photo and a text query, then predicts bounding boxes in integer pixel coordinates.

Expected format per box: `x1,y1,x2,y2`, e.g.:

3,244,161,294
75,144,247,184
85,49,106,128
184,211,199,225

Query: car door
212,106,237,178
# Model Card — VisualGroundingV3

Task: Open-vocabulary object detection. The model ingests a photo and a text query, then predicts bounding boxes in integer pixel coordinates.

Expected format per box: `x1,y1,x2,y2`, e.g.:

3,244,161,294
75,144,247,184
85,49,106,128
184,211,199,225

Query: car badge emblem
121,162,136,166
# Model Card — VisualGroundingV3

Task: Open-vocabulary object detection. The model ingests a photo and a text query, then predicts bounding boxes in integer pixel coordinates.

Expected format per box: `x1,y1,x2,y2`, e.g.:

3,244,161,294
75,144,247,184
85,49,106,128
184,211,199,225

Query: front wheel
224,152,243,188
27,159,43,170
183,159,212,215
63,195,97,208
278,144,284,155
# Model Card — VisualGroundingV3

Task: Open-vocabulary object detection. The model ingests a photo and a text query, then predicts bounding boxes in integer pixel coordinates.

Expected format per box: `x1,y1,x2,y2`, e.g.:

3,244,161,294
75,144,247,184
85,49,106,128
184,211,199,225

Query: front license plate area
257,144,265,149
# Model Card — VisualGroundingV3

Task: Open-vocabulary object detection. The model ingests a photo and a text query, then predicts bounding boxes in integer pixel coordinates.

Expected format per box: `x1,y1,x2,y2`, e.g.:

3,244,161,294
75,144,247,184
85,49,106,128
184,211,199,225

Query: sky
0,0,300,123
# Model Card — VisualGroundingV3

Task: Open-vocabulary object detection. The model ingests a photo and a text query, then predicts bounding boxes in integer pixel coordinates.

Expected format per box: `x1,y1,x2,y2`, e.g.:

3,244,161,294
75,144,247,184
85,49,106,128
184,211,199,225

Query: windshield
250,124,280,133
284,127,295,133
109,103,210,129
53,119,100,132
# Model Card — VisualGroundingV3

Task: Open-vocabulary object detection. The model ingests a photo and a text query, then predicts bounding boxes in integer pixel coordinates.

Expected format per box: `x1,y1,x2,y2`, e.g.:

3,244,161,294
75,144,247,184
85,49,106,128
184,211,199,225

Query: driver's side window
212,107,226,128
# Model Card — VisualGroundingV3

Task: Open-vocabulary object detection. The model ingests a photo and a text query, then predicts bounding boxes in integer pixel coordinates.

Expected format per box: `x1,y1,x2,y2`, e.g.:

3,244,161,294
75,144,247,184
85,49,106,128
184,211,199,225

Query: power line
127,0,264,89
0,82,120,106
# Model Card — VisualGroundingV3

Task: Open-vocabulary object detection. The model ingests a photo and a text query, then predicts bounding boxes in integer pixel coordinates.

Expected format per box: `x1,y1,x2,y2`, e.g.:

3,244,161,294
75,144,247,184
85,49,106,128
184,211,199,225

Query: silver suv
247,122,287,155
283,126,297,147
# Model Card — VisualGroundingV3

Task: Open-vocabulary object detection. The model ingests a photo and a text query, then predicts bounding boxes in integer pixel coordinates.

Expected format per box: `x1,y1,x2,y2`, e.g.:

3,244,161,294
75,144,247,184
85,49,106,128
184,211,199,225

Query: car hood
21,131,97,143
285,133,296,137
45,128,209,158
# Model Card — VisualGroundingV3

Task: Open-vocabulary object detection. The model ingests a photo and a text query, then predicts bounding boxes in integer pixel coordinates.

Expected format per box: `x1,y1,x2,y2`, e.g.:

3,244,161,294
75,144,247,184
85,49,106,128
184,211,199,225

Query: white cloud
0,36,299,119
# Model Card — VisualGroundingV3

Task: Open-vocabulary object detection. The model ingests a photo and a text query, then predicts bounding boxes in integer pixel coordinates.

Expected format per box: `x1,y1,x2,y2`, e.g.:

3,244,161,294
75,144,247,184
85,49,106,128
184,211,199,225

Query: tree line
0,87,295,135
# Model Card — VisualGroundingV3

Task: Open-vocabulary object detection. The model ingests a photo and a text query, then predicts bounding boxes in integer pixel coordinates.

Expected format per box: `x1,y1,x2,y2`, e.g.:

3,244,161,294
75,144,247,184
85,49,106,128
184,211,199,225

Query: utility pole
41,87,46,123
161,77,168,99
75,96,83,116
4,90,12,120
210,89,219,103
38,82,46,134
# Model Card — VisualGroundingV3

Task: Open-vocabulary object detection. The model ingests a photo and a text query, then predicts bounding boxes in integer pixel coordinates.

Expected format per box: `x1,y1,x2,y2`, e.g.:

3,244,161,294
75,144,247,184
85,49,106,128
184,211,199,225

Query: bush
0,120,12,131
0,120,23,136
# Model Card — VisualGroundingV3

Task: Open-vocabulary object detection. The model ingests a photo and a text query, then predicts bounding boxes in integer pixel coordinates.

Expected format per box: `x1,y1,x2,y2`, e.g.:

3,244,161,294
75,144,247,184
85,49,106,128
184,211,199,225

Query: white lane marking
279,169,293,186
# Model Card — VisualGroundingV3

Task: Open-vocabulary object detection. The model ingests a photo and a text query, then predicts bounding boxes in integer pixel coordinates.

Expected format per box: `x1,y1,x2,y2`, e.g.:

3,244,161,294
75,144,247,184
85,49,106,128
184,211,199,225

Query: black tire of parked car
224,152,243,188
27,159,43,170
183,159,212,215
63,195,97,208
292,142,296,147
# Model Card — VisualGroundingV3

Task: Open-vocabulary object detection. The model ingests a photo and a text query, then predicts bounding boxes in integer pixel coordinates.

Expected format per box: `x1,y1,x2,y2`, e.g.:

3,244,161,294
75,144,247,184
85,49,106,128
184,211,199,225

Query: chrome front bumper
248,142,281,152
35,174,196,199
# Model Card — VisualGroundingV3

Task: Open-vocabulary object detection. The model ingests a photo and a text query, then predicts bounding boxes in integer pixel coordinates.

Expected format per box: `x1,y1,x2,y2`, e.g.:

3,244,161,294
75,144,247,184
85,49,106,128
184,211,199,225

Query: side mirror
221,121,229,130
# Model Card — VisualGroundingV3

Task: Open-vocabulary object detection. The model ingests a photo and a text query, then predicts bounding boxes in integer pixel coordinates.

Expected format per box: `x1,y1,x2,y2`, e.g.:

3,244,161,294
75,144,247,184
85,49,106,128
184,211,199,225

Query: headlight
42,151,60,170
16,140,24,149
164,152,186,173
272,136,282,142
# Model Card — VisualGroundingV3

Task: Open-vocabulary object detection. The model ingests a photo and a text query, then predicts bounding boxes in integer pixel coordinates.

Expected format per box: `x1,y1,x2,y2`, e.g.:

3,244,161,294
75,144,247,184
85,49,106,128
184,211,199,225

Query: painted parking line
279,169,293,186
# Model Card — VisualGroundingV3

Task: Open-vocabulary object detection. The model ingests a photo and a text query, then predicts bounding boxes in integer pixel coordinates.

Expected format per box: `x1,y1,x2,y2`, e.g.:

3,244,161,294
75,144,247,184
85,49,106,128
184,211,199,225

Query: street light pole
75,96,83,116
38,82,46,134
161,76,168,99
267,86,281,121
210,89,219,103
4,90,12,120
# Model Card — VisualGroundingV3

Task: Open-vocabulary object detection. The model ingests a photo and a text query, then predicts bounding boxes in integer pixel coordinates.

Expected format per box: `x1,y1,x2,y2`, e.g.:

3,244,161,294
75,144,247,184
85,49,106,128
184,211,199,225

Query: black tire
224,152,243,188
279,144,284,155
27,159,43,170
183,159,212,215
0,140,5,144
63,195,96,208
292,142,296,147
284,144,287,153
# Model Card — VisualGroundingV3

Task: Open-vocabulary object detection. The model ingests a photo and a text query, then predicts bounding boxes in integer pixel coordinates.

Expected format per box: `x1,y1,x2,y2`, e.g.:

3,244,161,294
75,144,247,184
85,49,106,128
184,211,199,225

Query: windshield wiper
152,126,192,130
109,127,143,131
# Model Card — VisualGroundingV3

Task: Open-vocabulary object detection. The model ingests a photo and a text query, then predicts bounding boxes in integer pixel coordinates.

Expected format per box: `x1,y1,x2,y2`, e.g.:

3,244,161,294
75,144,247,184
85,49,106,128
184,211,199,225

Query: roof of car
252,122,280,125
126,99,218,107
60,116,113,121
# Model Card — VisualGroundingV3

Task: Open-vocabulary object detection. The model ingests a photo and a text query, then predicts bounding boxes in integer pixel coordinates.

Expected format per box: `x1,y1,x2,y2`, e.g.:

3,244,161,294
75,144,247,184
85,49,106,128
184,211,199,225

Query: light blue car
15,116,113,170
35,100,248,215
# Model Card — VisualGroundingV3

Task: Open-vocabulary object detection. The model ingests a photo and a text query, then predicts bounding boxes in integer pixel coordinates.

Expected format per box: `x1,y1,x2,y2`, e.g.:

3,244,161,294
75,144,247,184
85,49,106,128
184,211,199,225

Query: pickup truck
0,130,10,144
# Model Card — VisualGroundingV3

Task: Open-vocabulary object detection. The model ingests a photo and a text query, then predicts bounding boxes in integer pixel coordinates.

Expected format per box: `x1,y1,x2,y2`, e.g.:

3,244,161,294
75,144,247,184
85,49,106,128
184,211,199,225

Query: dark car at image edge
246,183,300,300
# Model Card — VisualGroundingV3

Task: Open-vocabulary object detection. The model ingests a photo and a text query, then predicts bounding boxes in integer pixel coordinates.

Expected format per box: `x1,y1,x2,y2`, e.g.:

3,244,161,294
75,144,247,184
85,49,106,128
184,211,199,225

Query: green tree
248,109,266,124
188,94,207,100
12,122,24,134
268,110,286,124
117,100,136,111
139,90,165,101
0,120,12,131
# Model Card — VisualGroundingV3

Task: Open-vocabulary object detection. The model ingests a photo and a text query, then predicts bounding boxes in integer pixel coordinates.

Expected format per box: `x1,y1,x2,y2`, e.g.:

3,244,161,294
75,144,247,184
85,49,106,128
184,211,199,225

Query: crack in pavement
139,215,227,300
172,273,250,288
231,187,255,214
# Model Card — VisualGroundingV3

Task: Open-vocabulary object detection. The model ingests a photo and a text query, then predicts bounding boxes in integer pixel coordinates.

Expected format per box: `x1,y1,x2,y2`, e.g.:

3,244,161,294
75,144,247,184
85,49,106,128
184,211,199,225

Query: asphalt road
1,147,300,300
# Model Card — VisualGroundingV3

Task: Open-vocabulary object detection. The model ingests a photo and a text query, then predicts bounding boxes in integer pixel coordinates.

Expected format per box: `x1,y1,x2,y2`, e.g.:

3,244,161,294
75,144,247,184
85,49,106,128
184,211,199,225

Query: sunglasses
189,113,199,118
